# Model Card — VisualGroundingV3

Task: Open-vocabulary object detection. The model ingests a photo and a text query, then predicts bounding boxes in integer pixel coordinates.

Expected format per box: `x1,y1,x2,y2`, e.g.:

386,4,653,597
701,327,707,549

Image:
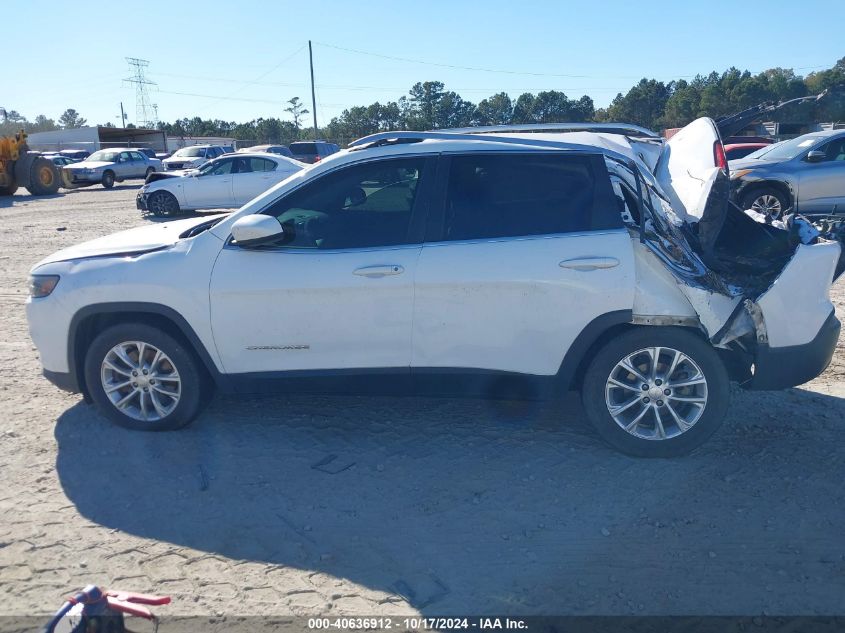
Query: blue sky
7,0,843,127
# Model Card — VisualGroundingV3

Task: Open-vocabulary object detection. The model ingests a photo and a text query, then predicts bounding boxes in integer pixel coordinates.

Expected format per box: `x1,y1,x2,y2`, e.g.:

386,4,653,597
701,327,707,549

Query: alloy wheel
149,192,178,217
100,341,181,422
604,347,708,440
750,194,782,219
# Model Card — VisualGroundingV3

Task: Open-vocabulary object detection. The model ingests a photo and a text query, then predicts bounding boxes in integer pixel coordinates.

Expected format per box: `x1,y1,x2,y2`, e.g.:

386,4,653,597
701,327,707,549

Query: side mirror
231,215,285,248
806,150,826,163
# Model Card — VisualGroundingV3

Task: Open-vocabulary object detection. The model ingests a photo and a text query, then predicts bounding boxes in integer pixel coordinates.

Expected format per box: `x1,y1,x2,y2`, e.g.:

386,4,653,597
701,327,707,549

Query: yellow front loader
0,129,61,196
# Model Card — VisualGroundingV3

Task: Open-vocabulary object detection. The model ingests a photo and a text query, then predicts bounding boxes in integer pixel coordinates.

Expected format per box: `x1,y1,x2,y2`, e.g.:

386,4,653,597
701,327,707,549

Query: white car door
231,156,301,205
182,157,236,209
411,152,635,376
209,156,436,374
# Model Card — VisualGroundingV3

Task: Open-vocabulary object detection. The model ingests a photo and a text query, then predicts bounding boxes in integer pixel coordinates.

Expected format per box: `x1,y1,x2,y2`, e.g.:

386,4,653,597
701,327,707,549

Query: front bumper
136,191,149,210
750,310,840,390
65,171,101,184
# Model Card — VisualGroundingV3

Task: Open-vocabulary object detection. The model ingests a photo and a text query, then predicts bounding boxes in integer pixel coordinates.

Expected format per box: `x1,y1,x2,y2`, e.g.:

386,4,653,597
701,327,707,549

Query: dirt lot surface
1,186,844,621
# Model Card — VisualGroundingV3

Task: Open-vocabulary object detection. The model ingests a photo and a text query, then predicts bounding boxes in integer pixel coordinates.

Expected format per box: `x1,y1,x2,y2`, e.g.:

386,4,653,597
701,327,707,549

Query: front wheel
26,156,61,195
741,186,790,220
581,327,730,457
83,323,209,431
147,190,180,217
101,170,115,189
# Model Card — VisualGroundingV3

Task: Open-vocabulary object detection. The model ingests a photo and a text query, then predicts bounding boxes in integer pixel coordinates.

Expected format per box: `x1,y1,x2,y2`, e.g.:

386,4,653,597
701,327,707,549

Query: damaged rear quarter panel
756,241,841,348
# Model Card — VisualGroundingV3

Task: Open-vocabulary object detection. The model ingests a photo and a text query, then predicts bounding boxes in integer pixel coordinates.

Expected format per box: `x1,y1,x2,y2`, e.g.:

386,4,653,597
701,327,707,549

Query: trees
284,97,309,130
31,115,58,133
605,79,672,130
475,92,513,125
58,109,87,128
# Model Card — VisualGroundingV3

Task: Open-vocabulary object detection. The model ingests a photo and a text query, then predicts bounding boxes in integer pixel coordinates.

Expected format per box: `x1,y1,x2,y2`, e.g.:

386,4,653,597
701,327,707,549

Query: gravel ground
0,186,844,621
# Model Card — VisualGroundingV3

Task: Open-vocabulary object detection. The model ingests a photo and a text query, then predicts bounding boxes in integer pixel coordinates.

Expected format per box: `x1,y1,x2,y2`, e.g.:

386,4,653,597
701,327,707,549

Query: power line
193,44,307,115
157,88,346,108
148,71,621,93
313,41,832,81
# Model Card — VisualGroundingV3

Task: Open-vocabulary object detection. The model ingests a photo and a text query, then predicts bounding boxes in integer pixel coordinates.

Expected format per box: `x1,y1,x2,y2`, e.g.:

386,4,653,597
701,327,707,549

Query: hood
65,161,112,170
728,156,777,170
32,215,227,268
164,155,202,163
145,171,184,184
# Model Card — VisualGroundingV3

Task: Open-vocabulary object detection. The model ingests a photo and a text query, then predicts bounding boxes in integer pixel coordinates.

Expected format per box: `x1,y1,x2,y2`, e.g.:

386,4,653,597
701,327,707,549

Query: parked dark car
729,130,845,218
58,149,90,161
134,148,158,160
238,144,294,158
288,140,340,163
49,155,76,167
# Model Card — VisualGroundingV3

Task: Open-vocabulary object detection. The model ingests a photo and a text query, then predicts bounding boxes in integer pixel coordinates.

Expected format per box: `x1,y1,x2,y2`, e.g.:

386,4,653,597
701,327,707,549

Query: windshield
197,160,219,175
175,147,206,157
750,135,822,161
87,150,119,162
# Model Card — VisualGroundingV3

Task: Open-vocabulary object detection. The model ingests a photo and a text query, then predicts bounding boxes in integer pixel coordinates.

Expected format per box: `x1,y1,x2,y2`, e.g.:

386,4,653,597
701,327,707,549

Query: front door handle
559,257,620,271
353,265,404,278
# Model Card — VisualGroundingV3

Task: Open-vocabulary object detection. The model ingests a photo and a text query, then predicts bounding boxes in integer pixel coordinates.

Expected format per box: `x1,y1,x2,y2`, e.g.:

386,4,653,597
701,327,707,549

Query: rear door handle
353,265,404,278
559,257,620,271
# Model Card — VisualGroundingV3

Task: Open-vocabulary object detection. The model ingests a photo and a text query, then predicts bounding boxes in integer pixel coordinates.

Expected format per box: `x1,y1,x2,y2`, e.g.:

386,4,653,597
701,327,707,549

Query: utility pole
119,102,127,128
308,40,318,139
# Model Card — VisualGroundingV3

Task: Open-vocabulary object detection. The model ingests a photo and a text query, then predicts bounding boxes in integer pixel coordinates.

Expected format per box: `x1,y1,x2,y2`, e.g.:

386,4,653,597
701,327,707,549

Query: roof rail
348,123,661,150
438,122,660,138
347,130,619,153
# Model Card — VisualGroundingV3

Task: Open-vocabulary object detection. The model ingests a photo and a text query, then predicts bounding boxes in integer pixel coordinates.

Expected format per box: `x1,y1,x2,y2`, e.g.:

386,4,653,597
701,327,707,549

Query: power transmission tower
123,58,157,128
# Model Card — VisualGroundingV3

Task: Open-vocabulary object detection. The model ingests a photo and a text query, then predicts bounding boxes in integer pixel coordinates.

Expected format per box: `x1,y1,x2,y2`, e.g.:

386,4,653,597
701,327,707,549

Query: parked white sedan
136,152,305,217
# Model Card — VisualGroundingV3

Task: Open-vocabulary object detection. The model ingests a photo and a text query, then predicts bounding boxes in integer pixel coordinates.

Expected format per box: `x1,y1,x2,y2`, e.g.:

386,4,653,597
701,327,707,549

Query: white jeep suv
26,120,843,457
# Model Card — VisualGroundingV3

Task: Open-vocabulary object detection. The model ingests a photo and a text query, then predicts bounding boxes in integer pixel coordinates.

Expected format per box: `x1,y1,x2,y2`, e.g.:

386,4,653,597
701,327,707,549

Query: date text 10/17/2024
308,617,528,630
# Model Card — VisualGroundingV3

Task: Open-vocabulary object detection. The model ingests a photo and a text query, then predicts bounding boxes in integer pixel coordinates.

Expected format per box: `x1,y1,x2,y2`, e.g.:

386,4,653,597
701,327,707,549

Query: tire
581,327,730,457
83,322,209,431
148,190,180,218
101,170,115,189
0,179,17,196
740,186,790,220
25,156,61,195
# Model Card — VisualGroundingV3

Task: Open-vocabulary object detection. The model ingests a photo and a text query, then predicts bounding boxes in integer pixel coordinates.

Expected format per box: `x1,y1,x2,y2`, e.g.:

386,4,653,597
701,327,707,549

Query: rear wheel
101,170,115,189
84,323,208,431
148,190,180,217
25,157,60,195
581,327,730,457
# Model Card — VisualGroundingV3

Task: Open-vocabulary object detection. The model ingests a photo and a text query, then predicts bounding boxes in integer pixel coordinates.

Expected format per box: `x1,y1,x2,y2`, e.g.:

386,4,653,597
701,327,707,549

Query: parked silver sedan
62,148,163,189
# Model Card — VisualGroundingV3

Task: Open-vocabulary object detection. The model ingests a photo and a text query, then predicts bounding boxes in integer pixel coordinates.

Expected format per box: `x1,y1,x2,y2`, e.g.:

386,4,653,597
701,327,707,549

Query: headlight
29,274,60,298
730,169,754,180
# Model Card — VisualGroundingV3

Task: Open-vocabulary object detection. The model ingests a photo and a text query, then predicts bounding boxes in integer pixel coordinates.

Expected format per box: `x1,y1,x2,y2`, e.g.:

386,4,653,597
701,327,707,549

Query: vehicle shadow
55,387,845,615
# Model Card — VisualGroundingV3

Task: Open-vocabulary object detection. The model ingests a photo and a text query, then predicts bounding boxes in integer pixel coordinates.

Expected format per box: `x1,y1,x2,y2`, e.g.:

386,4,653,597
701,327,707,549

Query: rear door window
438,153,616,241
250,157,276,172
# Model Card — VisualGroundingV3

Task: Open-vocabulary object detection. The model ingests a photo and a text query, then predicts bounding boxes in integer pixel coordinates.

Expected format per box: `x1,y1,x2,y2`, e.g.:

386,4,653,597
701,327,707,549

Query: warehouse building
26,126,167,153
